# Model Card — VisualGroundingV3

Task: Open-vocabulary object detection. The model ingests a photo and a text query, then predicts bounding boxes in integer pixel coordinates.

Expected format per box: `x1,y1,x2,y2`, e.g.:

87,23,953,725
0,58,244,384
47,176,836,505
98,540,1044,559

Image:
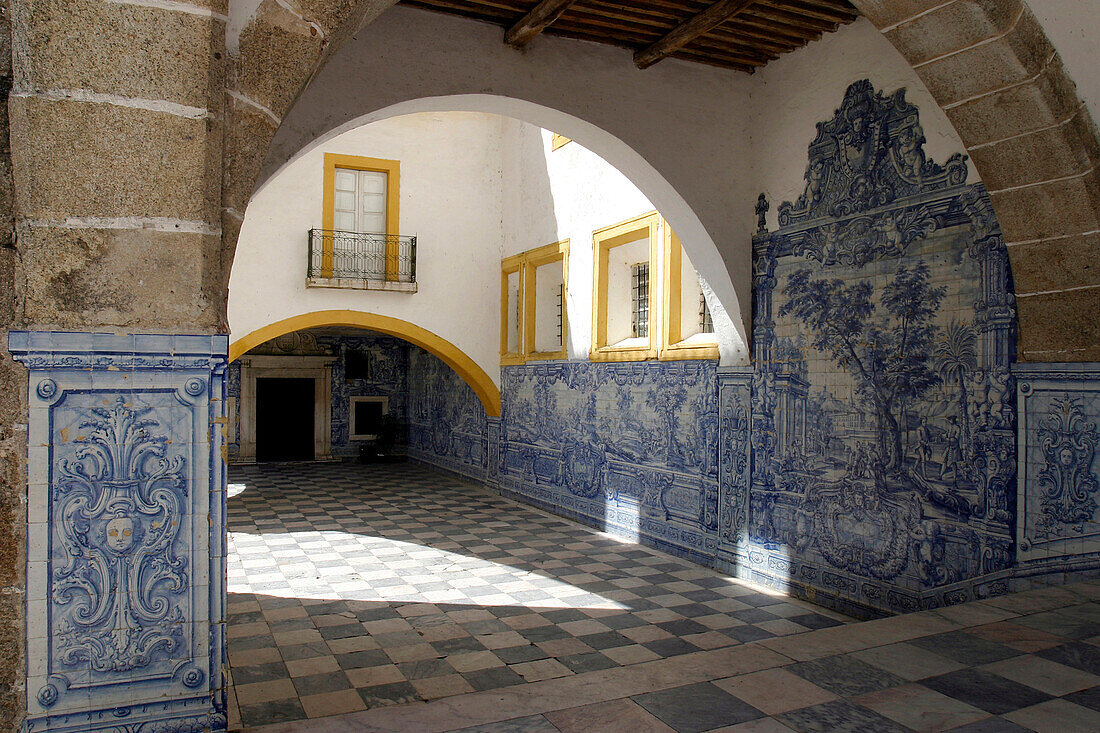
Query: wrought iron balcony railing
308,229,417,283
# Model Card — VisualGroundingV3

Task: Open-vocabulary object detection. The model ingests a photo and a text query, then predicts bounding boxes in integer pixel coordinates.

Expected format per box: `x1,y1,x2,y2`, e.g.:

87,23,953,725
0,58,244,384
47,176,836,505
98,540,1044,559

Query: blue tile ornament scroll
10,331,228,733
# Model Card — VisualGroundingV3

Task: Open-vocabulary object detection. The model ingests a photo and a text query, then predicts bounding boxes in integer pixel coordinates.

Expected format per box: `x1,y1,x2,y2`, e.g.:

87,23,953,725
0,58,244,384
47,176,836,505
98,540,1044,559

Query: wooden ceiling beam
505,0,581,46
746,4,840,32
785,0,858,20
633,0,756,69
723,14,822,44
776,0,857,23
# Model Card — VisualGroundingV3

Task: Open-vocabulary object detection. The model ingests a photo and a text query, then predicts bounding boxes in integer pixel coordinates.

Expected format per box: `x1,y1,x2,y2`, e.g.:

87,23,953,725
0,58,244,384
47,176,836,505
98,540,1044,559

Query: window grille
556,283,564,343
700,292,714,333
631,262,650,338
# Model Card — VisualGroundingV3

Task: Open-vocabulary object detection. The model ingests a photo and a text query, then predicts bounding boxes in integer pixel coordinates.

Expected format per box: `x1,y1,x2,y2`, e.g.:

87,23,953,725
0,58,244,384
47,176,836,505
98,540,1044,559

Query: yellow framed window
523,240,569,362
500,254,526,365
590,211,661,362
321,153,400,280
660,228,719,360
551,133,572,150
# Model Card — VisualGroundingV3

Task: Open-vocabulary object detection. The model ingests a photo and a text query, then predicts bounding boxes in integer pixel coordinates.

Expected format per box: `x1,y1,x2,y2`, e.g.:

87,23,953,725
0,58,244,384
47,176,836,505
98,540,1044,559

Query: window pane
359,170,387,194
361,213,386,234
334,168,357,191
361,192,386,214
334,190,355,212
334,211,355,231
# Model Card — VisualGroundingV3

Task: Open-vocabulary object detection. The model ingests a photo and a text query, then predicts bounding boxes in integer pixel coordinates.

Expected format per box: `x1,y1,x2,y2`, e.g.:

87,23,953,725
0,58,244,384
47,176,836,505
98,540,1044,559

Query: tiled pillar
9,332,228,733
1014,363,1100,565
716,367,753,566
486,416,502,491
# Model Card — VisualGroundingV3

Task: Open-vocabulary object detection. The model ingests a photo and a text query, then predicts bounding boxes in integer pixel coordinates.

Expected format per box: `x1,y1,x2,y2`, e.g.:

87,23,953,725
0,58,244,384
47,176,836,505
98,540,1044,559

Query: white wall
239,6,1096,377
258,5,756,362
1028,0,1100,124
749,18,981,230
505,125,646,358
228,111,505,382
231,112,742,381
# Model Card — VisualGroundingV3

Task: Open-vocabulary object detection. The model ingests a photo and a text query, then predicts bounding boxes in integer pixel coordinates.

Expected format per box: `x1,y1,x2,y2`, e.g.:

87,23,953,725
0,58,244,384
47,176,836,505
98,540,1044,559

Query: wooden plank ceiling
400,0,859,72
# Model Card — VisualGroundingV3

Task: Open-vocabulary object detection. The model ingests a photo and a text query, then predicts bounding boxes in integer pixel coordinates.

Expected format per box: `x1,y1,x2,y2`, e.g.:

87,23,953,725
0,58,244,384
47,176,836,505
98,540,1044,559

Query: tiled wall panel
10,332,228,733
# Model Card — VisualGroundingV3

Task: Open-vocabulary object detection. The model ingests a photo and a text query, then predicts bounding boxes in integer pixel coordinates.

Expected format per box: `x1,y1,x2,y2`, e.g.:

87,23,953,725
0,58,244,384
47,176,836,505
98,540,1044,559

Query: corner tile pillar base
1014,362,1100,564
716,366,753,564
9,332,228,733
486,416,502,491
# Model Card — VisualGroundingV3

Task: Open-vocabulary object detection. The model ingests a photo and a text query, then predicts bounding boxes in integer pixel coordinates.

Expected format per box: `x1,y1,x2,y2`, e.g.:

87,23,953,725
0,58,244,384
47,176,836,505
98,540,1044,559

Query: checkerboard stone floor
229,464,1100,733
226,462,850,729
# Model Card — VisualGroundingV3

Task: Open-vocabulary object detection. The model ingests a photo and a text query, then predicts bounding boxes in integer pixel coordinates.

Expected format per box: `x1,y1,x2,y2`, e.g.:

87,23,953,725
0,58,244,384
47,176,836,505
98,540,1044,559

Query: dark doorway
256,377,315,461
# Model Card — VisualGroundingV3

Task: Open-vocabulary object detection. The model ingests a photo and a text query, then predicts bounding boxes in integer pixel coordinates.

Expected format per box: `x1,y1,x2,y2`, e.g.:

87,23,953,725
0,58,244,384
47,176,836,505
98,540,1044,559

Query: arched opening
230,311,501,417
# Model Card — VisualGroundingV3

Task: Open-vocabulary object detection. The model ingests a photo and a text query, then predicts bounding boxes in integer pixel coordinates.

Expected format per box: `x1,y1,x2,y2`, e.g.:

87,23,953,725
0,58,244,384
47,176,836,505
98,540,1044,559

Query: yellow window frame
660,228,719,361
523,240,570,362
590,211,661,362
321,153,401,280
500,254,526,366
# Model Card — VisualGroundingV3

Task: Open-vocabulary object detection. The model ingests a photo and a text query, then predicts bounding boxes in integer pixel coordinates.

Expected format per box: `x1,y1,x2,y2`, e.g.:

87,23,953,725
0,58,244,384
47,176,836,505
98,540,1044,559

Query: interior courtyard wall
256,5,756,361
226,331,412,461
748,18,983,224
228,111,505,383
407,345,489,479
500,122,740,359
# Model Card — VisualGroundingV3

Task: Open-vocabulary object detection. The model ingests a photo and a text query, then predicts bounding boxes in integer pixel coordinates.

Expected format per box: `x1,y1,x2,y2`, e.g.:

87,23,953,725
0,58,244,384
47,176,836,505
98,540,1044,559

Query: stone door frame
237,354,337,463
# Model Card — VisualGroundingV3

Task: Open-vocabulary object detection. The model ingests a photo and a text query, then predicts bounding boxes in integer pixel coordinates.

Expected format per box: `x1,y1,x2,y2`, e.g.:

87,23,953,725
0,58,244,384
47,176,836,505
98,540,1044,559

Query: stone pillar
9,332,228,733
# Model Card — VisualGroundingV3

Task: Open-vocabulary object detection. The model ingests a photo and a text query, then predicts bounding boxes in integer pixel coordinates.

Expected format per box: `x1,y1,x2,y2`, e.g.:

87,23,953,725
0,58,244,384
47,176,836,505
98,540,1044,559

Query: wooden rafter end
634,0,757,69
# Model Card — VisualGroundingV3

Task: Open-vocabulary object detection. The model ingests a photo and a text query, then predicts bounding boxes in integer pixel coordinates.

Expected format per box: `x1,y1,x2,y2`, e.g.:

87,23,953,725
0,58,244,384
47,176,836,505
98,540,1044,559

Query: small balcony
306,229,417,292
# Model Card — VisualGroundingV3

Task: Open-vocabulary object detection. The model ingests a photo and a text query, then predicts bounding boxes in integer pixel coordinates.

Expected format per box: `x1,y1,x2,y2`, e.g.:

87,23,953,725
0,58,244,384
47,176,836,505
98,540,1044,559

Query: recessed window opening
591,211,659,361
533,258,566,353
345,347,372,380
501,255,526,365
350,395,390,440
700,293,714,334
556,283,564,343
661,228,719,360
631,262,650,338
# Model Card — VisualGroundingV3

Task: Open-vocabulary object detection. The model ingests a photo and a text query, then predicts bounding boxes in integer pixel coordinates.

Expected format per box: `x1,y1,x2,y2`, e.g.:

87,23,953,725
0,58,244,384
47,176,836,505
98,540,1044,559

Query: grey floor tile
357,680,421,707
779,699,911,733
232,661,289,685
462,666,526,691
632,681,764,732
1036,641,1100,676
1063,684,1100,712
238,698,307,727
788,655,906,697
449,714,560,733
292,671,352,697
920,668,1051,715
910,631,1022,665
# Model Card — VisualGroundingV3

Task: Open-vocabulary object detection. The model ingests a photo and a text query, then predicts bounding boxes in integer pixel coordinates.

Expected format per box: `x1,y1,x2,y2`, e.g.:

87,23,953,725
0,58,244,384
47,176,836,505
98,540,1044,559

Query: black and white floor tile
225,462,849,728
